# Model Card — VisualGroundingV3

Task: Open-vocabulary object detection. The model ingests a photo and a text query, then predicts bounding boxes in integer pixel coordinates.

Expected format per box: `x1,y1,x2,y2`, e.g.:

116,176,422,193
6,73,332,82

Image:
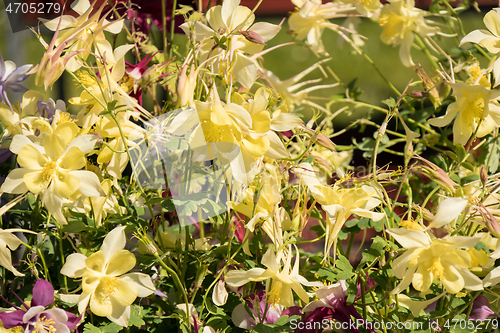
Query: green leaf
129,305,146,327
107,100,118,112
345,279,358,305
333,255,354,280
99,322,122,333
62,220,89,233
461,174,480,186
82,323,101,333
382,97,396,108
188,12,202,22
176,4,193,14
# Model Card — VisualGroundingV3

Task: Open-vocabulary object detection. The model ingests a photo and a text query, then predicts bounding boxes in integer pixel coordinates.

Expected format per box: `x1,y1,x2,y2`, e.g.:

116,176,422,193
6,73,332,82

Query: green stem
154,253,191,327
414,34,439,70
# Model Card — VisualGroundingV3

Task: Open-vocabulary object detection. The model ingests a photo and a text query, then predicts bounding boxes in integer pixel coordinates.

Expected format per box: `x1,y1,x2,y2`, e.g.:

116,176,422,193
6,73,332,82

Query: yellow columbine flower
0,130,103,224
60,226,155,327
387,228,483,294
428,82,500,146
180,0,280,88
461,9,500,85
0,90,44,140
313,183,384,261
289,0,361,55
379,0,439,67
40,0,124,73
225,246,322,307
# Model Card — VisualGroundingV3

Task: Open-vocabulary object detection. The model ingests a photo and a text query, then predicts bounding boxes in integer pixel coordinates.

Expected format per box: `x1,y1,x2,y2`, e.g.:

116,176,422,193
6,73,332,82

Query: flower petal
70,170,104,197
105,250,136,277
225,268,270,287
0,168,30,194
60,253,88,278
428,197,468,229
31,279,54,307
386,228,431,248
100,226,127,263
120,273,155,297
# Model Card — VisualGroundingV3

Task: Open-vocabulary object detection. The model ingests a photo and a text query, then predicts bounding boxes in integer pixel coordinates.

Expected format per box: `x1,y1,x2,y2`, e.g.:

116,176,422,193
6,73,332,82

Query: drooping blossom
289,0,363,55
378,0,440,67
180,0,281,88
469,295,497,321
225,246,323,307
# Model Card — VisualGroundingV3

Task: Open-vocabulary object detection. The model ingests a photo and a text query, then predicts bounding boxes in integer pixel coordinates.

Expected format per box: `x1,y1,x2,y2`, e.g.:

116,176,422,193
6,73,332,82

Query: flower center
267,280,282,306
32,315,57,333
430,258,445,280
99,276,118,296
42,160,58,182
75,70,97,87
201,120,232,142
464,95,485,125
120,74,135,93
380,14,407,40
55,112,74,126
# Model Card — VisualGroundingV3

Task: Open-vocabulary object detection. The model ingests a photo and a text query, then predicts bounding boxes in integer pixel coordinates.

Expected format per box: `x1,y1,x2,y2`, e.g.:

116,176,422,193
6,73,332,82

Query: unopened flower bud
478,204,500,238
239,29,266,45
481,165,488,186
414,154,458,194
408,91,429,99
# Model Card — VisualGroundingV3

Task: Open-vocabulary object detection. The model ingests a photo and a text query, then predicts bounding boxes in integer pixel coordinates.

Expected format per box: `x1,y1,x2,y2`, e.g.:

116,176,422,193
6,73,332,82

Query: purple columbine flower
0,54,31,108
0,279,81,333
231,291,301,330
301,281,366,333
469,295,497,321
37,98,66,124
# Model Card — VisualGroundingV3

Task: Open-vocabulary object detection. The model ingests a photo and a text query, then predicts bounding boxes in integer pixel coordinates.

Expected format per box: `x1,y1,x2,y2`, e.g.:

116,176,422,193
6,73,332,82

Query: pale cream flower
461,9,500,86
225,246,322,306
0,228,36,277
40,0,124,72
388,228,483,294
379,0,439,67
0,130,103,224
310,181,384,261
289,0,361,55
428,82,500,146
60,226,155,326
180,0,280,88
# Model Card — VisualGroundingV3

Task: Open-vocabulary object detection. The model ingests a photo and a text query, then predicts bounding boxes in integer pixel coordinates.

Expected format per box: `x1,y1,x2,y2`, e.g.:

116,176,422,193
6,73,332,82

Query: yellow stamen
32,315,57,333
267,280,282,306
42,161,58,182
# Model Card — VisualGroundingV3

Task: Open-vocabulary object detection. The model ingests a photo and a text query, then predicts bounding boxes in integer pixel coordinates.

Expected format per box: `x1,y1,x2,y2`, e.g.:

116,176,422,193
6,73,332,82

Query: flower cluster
2,0,500,332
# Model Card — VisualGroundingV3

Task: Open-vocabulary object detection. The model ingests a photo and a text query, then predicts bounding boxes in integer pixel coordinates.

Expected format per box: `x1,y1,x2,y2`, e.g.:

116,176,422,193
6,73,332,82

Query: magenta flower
301,281,365,333
231,291,301,330
0,279,81,332
469,295,497,321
